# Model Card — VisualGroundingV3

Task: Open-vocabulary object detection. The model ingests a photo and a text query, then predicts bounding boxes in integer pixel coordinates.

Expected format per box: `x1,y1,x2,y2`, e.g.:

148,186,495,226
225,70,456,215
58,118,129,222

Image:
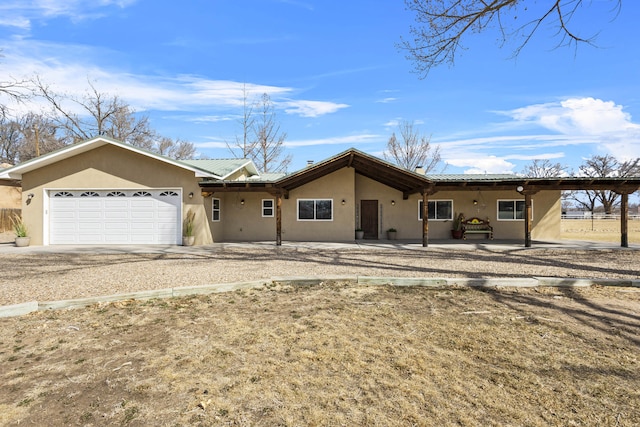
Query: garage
49,189,182,245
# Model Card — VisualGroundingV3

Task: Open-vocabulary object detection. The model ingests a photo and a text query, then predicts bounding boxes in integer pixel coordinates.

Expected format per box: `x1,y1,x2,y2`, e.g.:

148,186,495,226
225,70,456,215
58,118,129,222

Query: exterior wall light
27,193,34,200
391,200,396,206
241,199,245,205
473,199,478,205
341,199,346,205
188,192,194,199
516,186,524,193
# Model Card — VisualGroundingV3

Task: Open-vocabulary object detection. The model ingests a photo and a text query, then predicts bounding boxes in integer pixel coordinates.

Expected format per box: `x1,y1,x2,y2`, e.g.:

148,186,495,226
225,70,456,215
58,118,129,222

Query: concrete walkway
0,238,635,254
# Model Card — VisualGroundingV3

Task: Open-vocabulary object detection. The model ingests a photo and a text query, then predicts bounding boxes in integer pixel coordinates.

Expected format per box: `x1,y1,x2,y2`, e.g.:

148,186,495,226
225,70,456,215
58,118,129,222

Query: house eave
1,136,221,180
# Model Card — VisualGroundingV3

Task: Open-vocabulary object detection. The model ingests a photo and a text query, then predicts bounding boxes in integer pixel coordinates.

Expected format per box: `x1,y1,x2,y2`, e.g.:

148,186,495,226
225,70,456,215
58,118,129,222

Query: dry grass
562,218,640,243
1,282,639,426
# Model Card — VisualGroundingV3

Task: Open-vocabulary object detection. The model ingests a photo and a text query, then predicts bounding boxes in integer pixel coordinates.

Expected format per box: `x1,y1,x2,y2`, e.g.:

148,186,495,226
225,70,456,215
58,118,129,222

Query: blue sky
1,0,639,175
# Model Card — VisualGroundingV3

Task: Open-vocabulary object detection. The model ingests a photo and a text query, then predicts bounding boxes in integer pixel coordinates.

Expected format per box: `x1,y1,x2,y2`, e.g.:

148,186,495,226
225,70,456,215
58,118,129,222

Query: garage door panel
78,221,103,231
50,211,77,221
52,222,78,233
131,199,155,208
104,203,129,210
104,211,129,220
131,211,156,220
50,190,181,245
78,211,104,220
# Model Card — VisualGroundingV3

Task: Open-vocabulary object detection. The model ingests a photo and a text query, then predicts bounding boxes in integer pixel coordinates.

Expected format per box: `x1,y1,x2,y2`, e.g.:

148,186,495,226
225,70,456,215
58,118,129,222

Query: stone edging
1,276,638,319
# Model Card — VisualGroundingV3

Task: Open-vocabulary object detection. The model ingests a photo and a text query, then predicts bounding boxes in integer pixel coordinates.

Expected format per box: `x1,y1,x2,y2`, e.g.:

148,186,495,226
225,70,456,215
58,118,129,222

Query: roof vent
307,160,314,166
415,166,425,175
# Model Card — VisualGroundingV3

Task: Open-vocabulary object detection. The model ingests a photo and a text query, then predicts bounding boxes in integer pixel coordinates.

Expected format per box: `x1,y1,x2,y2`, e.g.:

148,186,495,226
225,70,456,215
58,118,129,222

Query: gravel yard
1,243,639,306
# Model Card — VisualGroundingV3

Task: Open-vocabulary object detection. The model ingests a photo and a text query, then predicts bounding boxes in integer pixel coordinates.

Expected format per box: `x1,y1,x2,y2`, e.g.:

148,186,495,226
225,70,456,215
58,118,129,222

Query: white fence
561,213,640,220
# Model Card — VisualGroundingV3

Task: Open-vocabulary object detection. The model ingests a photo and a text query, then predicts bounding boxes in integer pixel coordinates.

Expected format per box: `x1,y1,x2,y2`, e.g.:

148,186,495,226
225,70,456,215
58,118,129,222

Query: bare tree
0,113,62,164
227,84,257,159
17,113,63,161
521,159,569,177
31,77,195,160
251,93,291,173
400,0,622,77
0,115,22,164
32,77,155,146
570,154,640,214
157,136,196,160
384,120,441,172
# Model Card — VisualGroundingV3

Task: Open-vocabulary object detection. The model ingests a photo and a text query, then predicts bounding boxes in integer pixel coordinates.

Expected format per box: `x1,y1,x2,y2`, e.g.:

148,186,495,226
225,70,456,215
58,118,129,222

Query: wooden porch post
620,192,629,248
422,191,429,247
276,194,282,246
524,192,533,248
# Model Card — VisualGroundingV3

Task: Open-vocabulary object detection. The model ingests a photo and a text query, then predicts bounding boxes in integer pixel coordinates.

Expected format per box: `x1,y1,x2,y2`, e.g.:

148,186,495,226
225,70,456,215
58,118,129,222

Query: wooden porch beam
276,194,282,246
621,192,629,248
518,189,538,248
422,191,429,247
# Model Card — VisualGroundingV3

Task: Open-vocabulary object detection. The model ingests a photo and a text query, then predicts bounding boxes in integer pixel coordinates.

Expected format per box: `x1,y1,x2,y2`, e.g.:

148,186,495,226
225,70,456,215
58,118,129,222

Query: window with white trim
498,200,529,220
262,199,274,217
212,198,221,222
418,200,453,220
297,199,332,221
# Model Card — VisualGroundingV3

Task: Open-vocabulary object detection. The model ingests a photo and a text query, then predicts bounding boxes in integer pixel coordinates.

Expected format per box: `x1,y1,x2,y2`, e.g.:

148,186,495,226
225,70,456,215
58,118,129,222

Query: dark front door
361,200,378,239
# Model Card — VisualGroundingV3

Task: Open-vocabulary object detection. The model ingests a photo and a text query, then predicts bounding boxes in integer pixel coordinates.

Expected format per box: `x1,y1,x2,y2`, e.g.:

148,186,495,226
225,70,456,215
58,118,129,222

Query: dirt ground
1,220,639,425
1,283,639,426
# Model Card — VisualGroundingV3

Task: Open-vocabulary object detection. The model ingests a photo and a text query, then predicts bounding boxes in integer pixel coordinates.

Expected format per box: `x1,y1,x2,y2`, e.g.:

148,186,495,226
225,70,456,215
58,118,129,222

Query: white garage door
49,190,182,245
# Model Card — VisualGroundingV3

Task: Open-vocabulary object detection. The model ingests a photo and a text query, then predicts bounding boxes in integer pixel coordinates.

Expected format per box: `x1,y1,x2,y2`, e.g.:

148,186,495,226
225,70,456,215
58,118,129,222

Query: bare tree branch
400,0,622,78
227,83,258,159
520,159,569,177
251,93,291,173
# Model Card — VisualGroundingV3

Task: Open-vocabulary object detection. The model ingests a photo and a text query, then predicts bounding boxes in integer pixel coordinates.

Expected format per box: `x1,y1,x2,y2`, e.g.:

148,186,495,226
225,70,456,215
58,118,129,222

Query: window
297,199,332,221
212,198,221,222
80,191,100,197
133,191,152,197
53,191,74,197
418,200,453,220
262,199,274,217
498,200,529,220
107,191,126,197
160,191,179,197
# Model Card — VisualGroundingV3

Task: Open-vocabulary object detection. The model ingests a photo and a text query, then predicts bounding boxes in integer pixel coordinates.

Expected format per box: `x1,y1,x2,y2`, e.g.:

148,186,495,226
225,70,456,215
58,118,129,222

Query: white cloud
0,40,349,119
285,134,381,147
0,0,137,30
446,156,516,175
282,100,349,118
434,97,640,174
505,97,640,160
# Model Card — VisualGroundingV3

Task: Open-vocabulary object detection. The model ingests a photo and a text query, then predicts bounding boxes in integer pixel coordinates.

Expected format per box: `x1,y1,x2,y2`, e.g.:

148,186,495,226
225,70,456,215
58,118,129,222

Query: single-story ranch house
1,136,639,247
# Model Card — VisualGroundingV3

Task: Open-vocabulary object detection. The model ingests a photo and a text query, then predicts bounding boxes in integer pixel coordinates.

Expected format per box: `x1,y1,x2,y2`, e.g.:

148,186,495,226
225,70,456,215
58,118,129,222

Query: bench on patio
462,217,493,240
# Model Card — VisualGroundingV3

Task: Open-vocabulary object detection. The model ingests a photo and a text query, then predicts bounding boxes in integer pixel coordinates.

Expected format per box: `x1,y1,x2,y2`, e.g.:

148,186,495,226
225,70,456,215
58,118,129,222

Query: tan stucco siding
424,189,560,241
406,188,561,241
208,192,278,241
530,190,561,240
20,144,211,245
282,167,355,241
355,174,407,238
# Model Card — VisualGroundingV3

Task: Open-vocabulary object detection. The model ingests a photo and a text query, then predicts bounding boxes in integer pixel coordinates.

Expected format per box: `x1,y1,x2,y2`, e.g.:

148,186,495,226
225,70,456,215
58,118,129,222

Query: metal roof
199,148,640,196
181,159,257,179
